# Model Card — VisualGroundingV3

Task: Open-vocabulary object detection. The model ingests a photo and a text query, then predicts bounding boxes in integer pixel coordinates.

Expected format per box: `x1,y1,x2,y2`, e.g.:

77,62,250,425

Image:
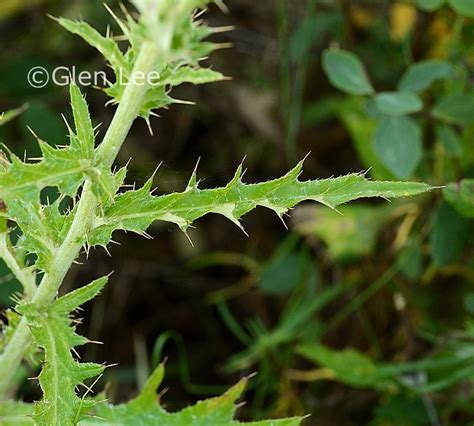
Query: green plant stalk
0,40,162,400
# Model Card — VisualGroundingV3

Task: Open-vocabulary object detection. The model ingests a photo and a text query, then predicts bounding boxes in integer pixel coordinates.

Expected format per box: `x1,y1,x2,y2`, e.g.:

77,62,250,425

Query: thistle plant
0,1,433,424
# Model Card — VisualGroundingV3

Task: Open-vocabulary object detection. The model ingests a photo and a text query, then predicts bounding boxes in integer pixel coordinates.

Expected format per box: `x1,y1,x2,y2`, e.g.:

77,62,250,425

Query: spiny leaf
56,18,128,72
55,276,108,313
18,277,108,425
12,199,76,271
1,85,102,271
159,66,224,87
89,161,432,247
69,84,95,159
0,83,97,205
58,3,224,122
0,141,91,203
81,364,301,425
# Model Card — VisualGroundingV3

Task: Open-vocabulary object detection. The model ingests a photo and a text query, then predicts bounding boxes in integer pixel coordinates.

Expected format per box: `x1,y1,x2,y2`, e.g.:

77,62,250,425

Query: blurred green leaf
322,49,374,95
303,96,394,179
432,93,474,124
430,202,471,267
374,92,423,116
260,238,316,294
398,60,454,93
225,285,341,373
448,0,474,17
0,401,33,425
372,395,430,426
290,14,343,62
464,293,474,314
337,99,394,180
292,204,392,261
436,124,463,157
374,115,423,178
0,105,28,127
297,344,394,389
443,179,474,218
397,241,423,281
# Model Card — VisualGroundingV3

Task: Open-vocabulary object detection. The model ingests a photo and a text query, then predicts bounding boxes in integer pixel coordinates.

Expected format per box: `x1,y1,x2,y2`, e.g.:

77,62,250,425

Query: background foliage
0,0,473,424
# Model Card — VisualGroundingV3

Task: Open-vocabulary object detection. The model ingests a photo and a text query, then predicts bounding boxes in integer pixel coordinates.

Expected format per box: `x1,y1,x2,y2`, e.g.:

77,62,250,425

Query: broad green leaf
416,0,445,11
374,92,423,116
322,49,374,95
430,202,471,267
81,364,300,425
436,124,462,157
18,277,108,425
443,179,474,218
432,93,474,124
297,344,394,389
374,115,423,178
89,161,432,247
447,0,474,17
398,60,454,93
292,203,394,261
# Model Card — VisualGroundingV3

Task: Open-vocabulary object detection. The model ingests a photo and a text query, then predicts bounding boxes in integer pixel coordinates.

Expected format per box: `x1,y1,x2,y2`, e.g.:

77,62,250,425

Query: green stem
0,40,162,400
96,41,163,168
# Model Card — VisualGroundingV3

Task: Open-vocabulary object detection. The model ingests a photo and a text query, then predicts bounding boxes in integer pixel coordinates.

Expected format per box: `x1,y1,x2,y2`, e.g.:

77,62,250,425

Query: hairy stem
0,40,161,400
96,41,163,168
